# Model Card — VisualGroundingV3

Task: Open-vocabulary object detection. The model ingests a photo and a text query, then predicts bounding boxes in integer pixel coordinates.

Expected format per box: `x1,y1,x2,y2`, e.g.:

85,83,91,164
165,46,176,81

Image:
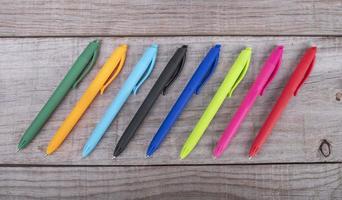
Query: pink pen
213,45,284,158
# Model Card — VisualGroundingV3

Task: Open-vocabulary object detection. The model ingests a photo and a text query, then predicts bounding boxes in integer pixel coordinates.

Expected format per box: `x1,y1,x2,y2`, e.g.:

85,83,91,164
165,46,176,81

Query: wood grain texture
0,36,341,165
0,164,342,199
1,0,342,37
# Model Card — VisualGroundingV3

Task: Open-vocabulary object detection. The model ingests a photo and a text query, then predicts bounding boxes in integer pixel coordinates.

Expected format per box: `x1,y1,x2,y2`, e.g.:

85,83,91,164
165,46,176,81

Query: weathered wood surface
1,1,342,199
1,0,342,37
0,164,342,199
0,36,341,165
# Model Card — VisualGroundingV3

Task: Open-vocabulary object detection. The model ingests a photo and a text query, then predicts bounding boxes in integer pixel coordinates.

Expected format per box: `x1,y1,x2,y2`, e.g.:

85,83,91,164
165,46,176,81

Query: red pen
249,46,317,159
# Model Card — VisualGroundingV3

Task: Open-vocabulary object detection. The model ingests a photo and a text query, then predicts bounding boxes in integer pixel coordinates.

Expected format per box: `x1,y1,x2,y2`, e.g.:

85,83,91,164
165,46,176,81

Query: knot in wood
319,139,331,158
336,92,342,101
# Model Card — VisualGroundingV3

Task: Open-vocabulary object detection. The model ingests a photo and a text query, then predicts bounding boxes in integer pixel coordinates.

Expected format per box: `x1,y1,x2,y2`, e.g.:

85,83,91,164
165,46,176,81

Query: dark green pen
18,39,101,150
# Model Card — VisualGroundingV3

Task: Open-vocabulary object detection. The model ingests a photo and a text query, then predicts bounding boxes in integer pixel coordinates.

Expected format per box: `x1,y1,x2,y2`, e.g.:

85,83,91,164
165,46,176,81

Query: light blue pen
82,44,158,157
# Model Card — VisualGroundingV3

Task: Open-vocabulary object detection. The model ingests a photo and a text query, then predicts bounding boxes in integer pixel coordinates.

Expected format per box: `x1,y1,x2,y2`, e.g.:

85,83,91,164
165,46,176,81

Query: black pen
113,45,188,157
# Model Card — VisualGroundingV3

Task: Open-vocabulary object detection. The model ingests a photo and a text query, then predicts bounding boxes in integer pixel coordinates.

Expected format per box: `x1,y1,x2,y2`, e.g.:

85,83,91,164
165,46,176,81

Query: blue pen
82,44,158,157
146,44,221,157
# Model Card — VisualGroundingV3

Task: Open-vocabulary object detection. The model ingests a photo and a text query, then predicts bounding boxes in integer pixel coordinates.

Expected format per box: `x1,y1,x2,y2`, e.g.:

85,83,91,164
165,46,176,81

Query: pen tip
45,154,49,157
16,149,20,153
112,156,116,160
145,155,151,159
248,156,253,160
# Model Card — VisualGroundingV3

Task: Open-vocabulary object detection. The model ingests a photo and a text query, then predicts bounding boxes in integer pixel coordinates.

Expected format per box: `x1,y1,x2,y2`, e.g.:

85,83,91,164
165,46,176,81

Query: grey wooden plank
0,0,342,37
0,36,341,165
0,164,341,199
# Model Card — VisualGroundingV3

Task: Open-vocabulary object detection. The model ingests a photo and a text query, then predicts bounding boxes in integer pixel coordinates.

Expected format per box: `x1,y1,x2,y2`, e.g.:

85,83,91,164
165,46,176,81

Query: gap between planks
0,35,342,39
0,161,341,168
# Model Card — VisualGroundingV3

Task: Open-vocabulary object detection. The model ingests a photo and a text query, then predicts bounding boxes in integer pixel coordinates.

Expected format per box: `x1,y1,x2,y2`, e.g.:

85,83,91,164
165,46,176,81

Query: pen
46,44,128,155
213,46,283,158
249,46,316,158
82,44,158,157
146,44,221,157
113,45,187,157
180,47,252,159
18,40,100,150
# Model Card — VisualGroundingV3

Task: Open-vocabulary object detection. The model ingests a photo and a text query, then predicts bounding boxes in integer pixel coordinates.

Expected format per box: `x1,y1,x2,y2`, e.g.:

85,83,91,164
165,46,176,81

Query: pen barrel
150,86,193,147
219,87,259,149
119,85,163,143
20,42,98,149
48,83,99,152
185,84,228,149
251,88,292,155
91,88,131,142
23,85,69,138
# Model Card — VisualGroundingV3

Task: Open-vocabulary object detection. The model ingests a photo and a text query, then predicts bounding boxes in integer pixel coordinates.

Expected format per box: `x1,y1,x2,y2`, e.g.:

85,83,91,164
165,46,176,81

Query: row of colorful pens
19,40,317,159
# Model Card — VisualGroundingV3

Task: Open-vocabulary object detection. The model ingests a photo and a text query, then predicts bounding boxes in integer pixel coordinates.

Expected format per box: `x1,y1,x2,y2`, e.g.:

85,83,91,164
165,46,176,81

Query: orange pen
249,47,316,158
46,44,128,155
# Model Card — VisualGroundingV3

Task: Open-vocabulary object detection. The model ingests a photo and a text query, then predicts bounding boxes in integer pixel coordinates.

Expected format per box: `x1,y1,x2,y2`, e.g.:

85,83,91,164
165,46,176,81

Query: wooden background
0,0,341,199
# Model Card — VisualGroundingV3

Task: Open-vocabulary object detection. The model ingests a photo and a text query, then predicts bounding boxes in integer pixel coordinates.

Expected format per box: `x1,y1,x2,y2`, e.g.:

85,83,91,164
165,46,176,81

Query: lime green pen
180,47,252,159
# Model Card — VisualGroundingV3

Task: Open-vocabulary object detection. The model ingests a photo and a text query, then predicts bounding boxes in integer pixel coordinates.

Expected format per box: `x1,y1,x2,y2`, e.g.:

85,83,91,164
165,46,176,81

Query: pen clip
72,42,100,89
294,50,316,96
100,52,126,95
227,48,251,98
195,48,220,95
260,51,283,96
132,51,157,95
162,51,186,95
